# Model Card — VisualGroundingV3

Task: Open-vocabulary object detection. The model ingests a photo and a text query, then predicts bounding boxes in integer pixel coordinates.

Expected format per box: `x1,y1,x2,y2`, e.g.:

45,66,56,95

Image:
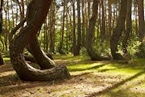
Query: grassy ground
1,55,145,97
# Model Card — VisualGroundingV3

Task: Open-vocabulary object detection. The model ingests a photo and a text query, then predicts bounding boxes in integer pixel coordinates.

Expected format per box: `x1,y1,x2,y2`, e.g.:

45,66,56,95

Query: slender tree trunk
81,0,86,47
49,2,56,53
0,0,3,34
9,0,70,81
138,0,145,41
122,0,132,54
100,0,105,40
0,0,4,65
58,0,66,54
108,0,112,38
110,0,127,60
75,0,81,56
85,0,109,61
72,0,77,55
136,0,145,58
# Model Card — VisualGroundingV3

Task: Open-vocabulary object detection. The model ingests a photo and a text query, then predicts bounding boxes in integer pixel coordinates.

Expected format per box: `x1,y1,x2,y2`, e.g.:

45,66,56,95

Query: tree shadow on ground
86,69,145,97
69,62,109,72
0,72,67,95
0,63,68,95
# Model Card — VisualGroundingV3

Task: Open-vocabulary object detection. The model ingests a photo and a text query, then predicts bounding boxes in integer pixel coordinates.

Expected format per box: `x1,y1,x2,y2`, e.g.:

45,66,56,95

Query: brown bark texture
110,0,127,60
9,0,70,81
85,0,109,61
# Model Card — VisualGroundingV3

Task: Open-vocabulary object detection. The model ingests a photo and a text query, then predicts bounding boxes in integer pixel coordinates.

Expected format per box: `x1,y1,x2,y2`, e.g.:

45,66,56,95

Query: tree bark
122,0,132,54
58,0,66,55
0,53,4,65
9,0,70,81
72,0,77,56
0,0,4,65
85,0,109,61
110,0,127,60
135,0,145,58
138,0,145,41
27,35,55,69
75,0,81,56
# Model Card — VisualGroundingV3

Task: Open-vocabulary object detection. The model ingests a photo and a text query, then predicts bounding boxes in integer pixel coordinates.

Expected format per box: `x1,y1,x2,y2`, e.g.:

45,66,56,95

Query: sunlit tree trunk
9,0,70,81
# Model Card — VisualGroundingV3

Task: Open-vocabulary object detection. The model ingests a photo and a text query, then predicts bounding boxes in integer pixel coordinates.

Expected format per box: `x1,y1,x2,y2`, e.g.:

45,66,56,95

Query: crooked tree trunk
110,0,127,60
27,35,55,69
9,0,70,81
85,0,109,61
85,0,99,60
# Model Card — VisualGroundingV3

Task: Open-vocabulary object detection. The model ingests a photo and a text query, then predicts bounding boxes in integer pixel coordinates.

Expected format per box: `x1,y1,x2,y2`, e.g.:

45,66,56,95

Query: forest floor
1,55,145,97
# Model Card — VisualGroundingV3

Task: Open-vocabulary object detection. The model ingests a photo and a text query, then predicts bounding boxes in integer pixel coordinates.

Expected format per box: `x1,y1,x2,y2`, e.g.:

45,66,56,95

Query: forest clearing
1,55,145,97
1,0,145,97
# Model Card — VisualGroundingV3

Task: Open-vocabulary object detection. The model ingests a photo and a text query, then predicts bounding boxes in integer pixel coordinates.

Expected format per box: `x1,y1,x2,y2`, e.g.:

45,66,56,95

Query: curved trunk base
19,63,71,81
87,47,110,61
27,36,55,69
9,39,71,81
112,53,124,60
9,0,71,81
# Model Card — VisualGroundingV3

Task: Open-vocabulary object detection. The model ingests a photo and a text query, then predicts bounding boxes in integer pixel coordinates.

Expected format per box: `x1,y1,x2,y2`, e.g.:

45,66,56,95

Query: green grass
59,55,145,97
67,58,145,74
1,55,145,97
3,57,10,62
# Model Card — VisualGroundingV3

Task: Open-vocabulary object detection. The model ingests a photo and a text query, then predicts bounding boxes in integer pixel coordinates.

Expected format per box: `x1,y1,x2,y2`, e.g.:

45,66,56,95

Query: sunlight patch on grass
3,57,10,62
68,61,143,76
54,54,85,61
68,62,107,71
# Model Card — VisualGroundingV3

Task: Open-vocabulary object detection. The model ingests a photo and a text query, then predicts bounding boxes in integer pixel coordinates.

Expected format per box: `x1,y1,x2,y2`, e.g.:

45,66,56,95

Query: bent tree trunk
9,0,70,81
27,36,55,69
85,0,100,60
85,0,109,61
110,0,127,60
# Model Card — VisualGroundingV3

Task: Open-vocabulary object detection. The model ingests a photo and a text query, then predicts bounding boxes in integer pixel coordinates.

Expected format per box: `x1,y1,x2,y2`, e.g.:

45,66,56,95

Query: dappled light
1,55,145,96
1,0,145,96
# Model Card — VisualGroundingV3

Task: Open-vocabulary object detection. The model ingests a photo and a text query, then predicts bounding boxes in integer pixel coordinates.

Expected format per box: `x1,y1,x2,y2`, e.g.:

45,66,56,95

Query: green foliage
135,42,145,58
80,47,89,58
94,39,110,56
128,40,141,56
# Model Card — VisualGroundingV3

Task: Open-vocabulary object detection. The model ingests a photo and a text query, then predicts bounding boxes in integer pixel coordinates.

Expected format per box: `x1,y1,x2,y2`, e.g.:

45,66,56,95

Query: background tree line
0,0,145,62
